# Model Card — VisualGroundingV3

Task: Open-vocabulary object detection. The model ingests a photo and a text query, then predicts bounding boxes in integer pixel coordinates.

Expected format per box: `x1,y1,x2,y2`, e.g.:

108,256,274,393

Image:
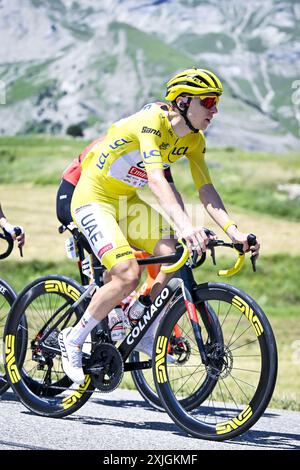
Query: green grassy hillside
1,135,299,220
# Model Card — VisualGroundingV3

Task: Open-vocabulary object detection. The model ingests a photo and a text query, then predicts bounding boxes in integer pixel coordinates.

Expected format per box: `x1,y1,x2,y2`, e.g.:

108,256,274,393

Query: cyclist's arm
199,183,260,257
199,183,233,230
147,168,194,236
188,140,238,234
163,168,187,212
187,142,259,255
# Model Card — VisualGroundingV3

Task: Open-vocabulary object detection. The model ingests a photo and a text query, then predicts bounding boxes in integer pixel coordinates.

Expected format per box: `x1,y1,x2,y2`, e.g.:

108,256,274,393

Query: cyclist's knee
110,259,140,294
153,238,177,256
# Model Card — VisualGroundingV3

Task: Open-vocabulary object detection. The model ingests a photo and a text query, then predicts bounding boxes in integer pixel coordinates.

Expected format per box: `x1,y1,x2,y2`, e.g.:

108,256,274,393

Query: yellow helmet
165,68,223,102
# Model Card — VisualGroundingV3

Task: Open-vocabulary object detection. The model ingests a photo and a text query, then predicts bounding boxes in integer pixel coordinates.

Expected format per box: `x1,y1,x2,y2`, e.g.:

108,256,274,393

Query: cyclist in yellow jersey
59,68,260,384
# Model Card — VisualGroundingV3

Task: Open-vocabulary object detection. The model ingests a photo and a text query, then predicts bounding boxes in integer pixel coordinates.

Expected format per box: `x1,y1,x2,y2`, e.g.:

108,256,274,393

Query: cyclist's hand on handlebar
181,226,216,256
3,222,25,248
226,226,260,260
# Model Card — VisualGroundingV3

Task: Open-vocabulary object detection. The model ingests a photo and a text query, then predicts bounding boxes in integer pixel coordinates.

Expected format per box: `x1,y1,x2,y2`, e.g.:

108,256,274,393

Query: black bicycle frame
38,249,208,370
118,256,208,365
117,277,181,361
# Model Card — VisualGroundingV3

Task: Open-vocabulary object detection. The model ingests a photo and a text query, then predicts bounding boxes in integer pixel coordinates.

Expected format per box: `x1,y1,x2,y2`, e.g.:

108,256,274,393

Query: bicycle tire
4,275,95,417
0,278,17,395
153,282,278,441
130,300,223,411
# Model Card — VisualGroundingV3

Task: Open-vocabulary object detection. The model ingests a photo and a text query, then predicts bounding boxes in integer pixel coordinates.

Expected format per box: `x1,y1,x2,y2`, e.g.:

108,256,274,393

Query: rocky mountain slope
0,0,299,152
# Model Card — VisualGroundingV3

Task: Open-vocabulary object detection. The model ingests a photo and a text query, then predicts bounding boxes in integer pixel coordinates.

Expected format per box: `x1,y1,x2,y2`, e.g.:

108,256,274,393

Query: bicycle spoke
229,338,258,352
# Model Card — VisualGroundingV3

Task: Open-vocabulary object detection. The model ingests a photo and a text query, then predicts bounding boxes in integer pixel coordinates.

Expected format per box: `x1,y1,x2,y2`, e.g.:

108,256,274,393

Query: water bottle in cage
126,295,152,327
108,306,126,341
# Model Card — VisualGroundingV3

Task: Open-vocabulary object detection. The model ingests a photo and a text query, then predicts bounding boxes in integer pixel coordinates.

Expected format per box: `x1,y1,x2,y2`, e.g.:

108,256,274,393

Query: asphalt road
0,388,299,451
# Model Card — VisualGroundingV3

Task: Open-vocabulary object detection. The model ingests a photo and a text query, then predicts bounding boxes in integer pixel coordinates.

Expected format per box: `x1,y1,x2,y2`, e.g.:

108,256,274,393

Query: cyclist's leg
150,238,177,299
125,196,177,357
133,251,160,296
125,194,177,300
73,201,141,321
59,201,141,383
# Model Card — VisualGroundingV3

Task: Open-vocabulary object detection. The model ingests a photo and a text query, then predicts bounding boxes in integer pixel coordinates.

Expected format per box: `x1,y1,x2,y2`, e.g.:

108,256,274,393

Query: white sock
68,309,99,347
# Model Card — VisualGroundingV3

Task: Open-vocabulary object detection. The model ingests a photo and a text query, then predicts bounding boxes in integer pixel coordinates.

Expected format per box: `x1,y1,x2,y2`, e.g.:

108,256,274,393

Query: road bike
0,228,19,395
1,221,210,409
4,232,277,440
59,224,216,411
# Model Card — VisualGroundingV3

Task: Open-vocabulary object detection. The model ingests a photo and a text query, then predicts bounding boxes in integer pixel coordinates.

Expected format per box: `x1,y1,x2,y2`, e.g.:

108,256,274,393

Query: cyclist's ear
176,97,187,110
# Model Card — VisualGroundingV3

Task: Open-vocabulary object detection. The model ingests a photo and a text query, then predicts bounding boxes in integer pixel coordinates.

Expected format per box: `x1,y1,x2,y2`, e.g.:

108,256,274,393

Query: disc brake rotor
206,343,233,379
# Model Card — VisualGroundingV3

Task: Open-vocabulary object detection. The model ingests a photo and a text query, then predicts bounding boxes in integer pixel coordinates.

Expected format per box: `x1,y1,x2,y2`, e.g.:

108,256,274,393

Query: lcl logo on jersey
109,138,132,150
142,149,161,159
96,152,110,170
170,146,188,156
96,139,133,169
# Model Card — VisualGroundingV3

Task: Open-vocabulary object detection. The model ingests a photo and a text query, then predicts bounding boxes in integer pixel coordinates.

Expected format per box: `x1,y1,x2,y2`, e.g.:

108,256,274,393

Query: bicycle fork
179,267,208,366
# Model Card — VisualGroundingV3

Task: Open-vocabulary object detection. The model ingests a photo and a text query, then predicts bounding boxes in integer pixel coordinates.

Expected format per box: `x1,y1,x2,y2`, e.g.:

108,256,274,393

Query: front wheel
153,282,278,441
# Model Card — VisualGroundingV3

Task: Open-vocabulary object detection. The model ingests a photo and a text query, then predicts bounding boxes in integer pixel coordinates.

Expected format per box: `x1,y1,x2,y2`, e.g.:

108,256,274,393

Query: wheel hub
206,343,233,379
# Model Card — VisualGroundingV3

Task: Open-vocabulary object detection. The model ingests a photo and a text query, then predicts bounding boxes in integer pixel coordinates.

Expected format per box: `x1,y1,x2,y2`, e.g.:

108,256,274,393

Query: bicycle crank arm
124,361,152,371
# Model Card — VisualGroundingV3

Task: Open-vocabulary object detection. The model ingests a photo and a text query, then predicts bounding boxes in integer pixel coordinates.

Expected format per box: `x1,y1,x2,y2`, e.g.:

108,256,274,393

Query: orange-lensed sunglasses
187,95,220,109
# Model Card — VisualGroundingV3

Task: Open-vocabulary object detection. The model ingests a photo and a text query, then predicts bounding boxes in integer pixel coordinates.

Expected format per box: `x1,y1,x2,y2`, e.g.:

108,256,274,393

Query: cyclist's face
187,95,219,130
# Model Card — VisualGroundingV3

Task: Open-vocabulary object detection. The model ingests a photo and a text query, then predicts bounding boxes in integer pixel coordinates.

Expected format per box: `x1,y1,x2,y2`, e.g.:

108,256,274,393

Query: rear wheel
154,282,278,441
0,279,17,395
4,275,95,417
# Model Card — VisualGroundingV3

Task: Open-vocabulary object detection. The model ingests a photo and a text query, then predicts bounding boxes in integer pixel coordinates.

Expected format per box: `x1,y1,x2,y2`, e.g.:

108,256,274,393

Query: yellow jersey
79,102,211,200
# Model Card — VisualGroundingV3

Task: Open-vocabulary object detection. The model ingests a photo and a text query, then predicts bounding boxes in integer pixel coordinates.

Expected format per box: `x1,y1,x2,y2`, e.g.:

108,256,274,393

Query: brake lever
210,246,216,265
247,233,257,272
204,228,216,238
234,236,257,272
192,250,198,266
14,227,23,257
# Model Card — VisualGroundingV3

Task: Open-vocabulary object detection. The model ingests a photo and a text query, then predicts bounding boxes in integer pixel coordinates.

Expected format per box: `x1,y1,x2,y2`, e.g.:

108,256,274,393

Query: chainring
88,343,124,392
